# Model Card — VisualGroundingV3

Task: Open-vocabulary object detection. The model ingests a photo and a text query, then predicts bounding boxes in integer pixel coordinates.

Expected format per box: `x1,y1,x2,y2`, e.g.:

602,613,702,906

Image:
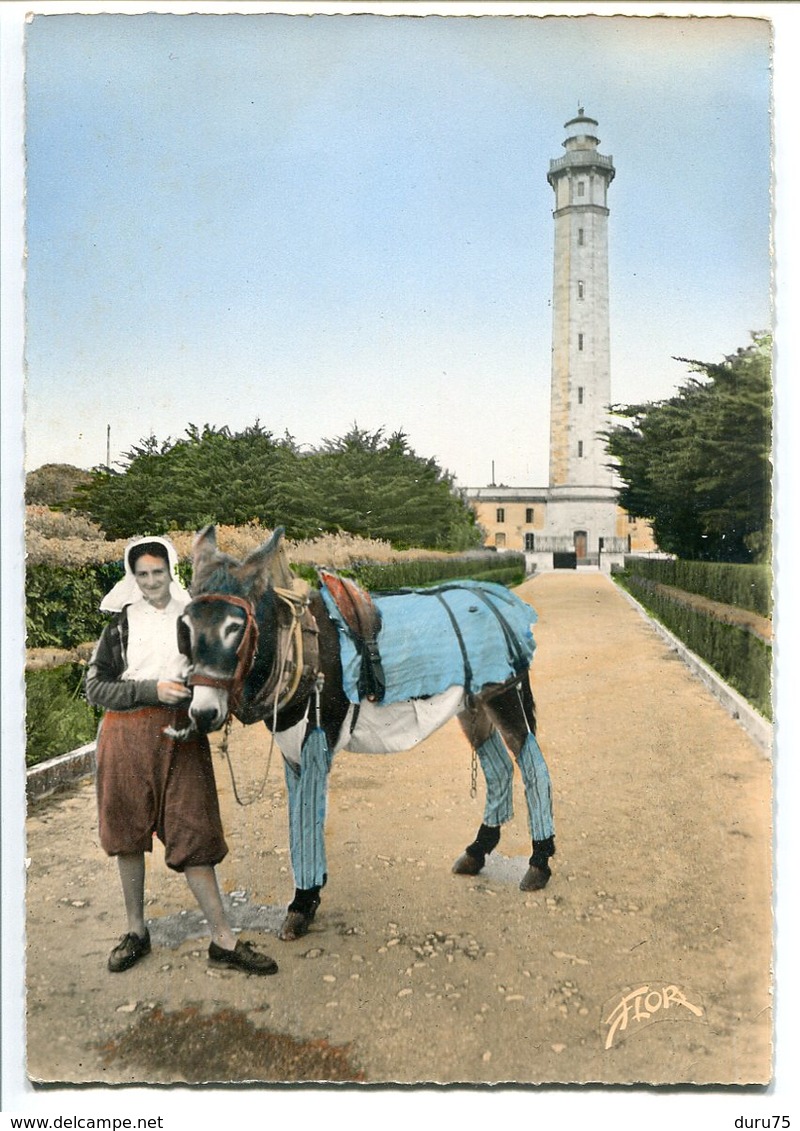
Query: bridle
185,585,315,721
185,592,260,714
175,584,319,807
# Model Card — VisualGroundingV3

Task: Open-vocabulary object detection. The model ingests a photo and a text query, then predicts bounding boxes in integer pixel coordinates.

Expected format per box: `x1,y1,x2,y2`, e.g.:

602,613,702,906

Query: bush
26,562,124,649
25,465,92,507
26,664,100,767
26,509,433,570
26,505,106,541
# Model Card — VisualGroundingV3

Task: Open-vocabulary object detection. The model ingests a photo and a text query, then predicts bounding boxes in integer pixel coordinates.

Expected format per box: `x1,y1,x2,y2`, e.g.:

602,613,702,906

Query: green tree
68,423,292,538
306,426,481,549
68,421,482,551
605,333,772,562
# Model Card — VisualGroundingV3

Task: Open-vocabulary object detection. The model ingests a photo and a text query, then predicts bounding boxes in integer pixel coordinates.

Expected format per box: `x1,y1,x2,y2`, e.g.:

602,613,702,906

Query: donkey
179,525,556,941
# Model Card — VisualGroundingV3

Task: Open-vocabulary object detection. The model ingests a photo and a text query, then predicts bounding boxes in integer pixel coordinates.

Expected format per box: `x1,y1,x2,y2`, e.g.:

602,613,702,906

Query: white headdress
99,535,190,613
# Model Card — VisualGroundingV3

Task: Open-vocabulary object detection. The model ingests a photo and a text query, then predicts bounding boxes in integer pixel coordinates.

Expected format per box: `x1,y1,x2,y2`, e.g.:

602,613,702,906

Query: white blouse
122,597,191,684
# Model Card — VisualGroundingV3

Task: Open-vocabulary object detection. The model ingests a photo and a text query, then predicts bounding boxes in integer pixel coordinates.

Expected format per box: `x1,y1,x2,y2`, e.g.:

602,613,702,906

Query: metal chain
470,745,478,799
515,679,533,734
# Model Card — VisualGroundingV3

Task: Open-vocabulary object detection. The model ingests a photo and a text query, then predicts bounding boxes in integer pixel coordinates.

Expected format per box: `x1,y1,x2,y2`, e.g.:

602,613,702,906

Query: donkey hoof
452,851,484,876
520,864,551,892
278,911,315,941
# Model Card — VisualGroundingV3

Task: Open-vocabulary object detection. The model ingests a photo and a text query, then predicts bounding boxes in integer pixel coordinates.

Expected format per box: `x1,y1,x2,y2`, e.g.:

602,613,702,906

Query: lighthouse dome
563,109,600,150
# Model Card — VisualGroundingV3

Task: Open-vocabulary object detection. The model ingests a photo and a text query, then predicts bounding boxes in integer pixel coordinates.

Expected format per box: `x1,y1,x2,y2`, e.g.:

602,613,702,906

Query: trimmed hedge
623,556,771,618
618,572,772,720
350,554,526,591
27,555,526,651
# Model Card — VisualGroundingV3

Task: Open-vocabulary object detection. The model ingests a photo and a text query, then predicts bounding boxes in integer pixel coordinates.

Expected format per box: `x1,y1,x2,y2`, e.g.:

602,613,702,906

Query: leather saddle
318,570,386,702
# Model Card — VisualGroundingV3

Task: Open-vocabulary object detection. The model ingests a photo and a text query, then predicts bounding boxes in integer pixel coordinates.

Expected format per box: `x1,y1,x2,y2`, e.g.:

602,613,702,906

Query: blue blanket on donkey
319,579,537,705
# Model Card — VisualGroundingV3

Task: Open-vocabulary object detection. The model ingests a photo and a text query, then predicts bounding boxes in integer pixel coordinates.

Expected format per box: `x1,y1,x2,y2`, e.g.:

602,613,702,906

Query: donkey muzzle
188,683,230,733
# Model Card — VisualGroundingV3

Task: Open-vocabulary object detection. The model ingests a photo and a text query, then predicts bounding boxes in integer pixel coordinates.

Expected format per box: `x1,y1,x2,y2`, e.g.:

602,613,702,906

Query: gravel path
24,571,772,1086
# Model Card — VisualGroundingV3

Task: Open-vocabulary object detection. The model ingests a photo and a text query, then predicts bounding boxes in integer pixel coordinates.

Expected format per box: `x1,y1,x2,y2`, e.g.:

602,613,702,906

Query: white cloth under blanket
343,685,467,754
274,685,467,768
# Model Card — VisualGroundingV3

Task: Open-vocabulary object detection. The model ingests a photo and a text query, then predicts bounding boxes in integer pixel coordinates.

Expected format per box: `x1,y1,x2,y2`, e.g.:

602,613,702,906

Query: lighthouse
543,109,620,557
464,112,655,564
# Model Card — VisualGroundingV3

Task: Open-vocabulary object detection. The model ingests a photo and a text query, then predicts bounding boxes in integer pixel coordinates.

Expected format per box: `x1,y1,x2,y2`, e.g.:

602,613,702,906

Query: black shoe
208,939,279,976
108,930,151,973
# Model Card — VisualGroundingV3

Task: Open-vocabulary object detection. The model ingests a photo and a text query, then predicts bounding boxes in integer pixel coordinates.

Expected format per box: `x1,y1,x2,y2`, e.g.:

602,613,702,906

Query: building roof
464,486,548,501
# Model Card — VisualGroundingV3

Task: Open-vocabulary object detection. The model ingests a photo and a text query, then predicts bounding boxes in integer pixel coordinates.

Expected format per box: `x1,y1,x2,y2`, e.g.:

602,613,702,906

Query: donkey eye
224,620,244,638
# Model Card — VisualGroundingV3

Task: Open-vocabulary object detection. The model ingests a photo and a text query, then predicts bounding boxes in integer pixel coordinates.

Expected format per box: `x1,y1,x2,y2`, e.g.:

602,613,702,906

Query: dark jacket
84,607,162,712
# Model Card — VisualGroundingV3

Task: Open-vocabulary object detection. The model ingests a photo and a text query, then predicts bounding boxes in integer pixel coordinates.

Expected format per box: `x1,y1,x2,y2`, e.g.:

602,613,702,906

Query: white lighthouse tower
543,108,619,559
465,111,654,564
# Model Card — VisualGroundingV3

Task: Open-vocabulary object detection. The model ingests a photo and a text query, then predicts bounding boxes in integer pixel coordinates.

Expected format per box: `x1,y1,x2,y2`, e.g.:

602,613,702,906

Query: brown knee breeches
95,706,228,872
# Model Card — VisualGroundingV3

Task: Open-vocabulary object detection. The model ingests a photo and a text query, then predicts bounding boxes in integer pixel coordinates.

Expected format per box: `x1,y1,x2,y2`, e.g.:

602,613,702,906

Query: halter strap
186,592,259,713
187,585,319,725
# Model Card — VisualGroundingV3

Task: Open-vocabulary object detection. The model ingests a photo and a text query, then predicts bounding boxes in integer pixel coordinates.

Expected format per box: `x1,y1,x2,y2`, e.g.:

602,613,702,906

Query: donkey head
182,525,289,733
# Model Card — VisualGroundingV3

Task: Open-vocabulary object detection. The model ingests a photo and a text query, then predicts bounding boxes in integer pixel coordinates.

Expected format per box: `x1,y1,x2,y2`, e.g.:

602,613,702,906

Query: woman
85,535,278,976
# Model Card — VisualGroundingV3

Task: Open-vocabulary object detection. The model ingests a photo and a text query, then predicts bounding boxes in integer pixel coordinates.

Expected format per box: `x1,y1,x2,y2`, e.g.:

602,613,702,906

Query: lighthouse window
578,386,584,404
578,280,585,299
578,228,585,246
577,182,585,197
578,333,584,351
578,441,584,457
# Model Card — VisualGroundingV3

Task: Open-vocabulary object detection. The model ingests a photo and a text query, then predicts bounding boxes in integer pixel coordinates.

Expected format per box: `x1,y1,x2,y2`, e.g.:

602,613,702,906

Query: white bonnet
99,535,190,613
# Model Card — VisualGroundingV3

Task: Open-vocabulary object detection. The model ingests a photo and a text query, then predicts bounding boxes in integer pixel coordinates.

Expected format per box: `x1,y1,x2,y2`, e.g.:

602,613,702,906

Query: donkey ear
236,526,292,598
193,524,217,553
191,525,221,591
176,612,193,658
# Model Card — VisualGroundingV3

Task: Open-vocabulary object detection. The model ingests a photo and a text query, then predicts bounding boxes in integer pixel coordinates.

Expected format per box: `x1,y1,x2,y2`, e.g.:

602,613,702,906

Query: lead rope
220,714,276,808
467,691,478,799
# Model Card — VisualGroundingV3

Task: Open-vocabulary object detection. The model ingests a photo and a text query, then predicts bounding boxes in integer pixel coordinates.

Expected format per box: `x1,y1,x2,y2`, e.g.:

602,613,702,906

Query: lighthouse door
574,530,588,560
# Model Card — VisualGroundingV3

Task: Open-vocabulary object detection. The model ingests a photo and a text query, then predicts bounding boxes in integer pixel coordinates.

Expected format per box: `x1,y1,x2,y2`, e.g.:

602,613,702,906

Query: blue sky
21,8,773,487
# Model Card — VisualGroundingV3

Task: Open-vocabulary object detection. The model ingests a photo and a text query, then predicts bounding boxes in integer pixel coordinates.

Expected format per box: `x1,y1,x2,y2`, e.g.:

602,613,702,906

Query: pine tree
605,333,772,562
